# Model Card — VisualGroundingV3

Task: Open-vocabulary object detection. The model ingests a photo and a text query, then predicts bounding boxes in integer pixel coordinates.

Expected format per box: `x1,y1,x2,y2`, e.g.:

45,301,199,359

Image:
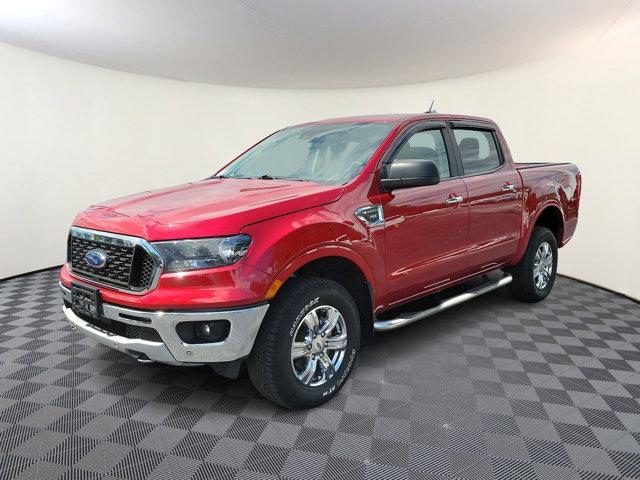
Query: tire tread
247,276,356,409
507,226,557,303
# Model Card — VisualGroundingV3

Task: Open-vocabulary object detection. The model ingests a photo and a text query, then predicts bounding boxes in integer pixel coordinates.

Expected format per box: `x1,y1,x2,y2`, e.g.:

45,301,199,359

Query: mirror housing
381,159,440,190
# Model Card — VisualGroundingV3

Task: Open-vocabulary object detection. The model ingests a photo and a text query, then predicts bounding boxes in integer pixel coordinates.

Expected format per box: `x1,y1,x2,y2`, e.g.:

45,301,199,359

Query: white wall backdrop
1,27,639,299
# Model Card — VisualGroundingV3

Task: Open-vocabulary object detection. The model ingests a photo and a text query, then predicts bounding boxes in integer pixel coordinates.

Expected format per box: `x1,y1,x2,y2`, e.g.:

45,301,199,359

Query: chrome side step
374,273,513,332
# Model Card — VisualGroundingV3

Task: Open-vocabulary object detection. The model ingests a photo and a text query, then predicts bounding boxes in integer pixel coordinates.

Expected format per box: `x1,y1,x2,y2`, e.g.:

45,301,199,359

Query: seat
395,146,437,160
460,137,495,174
459,137,480,162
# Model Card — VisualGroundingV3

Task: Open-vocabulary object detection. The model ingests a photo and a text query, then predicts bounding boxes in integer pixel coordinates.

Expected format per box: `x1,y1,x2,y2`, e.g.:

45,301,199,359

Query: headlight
154,235,252,273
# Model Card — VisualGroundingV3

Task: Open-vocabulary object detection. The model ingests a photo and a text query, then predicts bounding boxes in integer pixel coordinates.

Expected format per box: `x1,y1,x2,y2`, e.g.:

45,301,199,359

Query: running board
374,273,513,332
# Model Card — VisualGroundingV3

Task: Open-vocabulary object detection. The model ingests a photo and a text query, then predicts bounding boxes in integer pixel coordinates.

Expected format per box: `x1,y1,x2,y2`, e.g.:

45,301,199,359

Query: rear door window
453,129,502,175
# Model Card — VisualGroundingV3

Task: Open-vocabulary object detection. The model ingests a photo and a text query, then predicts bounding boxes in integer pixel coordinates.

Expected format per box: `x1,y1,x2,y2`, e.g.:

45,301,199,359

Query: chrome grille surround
67,226,164,295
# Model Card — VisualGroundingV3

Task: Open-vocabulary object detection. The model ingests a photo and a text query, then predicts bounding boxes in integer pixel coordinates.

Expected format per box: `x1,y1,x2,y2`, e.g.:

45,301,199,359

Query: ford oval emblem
85,249,108,269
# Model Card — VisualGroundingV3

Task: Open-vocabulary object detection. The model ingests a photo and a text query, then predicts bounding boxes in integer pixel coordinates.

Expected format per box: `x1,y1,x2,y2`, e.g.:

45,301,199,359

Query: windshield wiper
210,174,254,180
253,174,310,182
278,176,310,182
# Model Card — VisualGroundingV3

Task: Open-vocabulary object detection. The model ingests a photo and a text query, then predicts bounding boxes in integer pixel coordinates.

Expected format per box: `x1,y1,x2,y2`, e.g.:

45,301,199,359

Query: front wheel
247,277,360,409
507,226,558,303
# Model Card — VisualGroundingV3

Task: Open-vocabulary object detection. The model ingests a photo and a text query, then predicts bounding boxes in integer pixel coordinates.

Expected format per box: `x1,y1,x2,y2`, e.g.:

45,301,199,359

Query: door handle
445,195,464,205
501,183,516,191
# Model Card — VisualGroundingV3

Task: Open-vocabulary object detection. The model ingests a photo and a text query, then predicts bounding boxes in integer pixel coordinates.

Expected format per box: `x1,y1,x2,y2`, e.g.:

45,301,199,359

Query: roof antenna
425,100,436,113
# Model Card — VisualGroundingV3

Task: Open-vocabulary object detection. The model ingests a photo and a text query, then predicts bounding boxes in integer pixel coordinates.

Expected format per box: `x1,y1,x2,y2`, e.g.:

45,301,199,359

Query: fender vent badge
355,204,384,227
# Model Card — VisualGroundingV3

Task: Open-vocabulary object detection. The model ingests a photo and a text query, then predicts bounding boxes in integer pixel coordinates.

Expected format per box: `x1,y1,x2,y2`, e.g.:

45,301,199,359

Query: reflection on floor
1,270,640,479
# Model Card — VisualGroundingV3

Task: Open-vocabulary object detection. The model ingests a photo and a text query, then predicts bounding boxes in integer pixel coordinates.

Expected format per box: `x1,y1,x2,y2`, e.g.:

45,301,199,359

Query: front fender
239,204,386,305
263,243,378,299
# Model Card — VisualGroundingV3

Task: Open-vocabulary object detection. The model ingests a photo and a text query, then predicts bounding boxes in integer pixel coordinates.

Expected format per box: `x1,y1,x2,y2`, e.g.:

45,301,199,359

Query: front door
382,126,469,306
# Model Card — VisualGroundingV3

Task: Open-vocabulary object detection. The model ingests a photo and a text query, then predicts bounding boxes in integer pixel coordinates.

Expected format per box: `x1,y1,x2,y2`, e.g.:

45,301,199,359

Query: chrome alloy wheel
290,305,348,387
533,241,554,290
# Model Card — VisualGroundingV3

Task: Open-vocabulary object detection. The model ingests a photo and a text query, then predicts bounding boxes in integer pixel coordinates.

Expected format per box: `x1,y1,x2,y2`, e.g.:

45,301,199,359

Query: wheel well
292,256,374,345
534,206,564,244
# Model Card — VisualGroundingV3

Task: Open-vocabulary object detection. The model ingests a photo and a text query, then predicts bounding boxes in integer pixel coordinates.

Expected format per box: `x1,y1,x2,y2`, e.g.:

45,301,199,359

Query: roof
294,113,495,127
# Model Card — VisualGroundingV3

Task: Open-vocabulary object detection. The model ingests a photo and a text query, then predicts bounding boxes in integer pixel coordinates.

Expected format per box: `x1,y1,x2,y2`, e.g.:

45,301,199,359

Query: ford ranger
60,113,581,409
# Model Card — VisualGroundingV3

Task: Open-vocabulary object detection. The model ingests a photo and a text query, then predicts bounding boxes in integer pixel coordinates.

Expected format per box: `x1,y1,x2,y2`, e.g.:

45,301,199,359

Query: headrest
396,146,436,160
459,138,479,159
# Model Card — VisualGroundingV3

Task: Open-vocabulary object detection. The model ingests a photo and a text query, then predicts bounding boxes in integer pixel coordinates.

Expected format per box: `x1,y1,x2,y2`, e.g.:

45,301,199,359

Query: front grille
69,229,160,292
131,251,157,289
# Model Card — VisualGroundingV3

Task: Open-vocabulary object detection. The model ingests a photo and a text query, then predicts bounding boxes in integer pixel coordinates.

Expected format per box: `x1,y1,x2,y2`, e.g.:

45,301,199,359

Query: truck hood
74,178,344,240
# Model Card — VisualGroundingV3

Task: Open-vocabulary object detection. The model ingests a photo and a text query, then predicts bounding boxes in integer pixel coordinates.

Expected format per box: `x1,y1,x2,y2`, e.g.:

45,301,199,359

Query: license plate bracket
71,283,103,320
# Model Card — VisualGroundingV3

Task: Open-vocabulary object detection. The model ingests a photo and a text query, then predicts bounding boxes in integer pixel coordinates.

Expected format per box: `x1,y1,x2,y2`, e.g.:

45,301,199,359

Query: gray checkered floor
1,271,640,479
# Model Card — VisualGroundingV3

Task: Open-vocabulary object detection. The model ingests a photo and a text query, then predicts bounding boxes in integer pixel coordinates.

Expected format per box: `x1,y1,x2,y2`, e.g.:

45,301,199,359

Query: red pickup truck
60,113,581,408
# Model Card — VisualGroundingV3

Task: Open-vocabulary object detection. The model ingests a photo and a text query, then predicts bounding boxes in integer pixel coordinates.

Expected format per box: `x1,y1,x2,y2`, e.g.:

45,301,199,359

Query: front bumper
60,283,269,365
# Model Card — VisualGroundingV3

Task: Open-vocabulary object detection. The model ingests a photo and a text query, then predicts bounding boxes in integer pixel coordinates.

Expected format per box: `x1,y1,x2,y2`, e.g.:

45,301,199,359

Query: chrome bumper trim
63,305,181,364
60,282,269,364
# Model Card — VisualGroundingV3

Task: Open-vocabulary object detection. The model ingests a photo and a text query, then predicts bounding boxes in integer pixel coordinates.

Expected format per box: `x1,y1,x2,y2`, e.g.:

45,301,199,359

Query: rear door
382,123,469,305
449,122,522,273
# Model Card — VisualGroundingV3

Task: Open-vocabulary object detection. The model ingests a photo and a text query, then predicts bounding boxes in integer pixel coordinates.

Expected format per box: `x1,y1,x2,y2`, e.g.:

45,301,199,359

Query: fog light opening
175,320,230,344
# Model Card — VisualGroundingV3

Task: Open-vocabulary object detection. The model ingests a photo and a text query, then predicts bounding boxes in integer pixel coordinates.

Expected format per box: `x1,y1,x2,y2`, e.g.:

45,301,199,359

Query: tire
507,226,558,303
247,277,360,409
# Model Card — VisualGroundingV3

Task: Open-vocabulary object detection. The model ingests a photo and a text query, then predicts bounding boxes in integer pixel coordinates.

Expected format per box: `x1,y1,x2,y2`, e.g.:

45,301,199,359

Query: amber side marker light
264,279,283,300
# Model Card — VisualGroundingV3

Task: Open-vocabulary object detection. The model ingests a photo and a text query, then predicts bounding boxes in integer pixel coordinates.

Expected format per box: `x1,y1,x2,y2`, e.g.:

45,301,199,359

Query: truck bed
515,161,581,247
515,162,571,170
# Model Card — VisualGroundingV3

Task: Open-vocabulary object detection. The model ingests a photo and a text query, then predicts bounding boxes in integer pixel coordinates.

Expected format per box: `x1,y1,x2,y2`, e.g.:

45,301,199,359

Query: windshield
217,122,395,185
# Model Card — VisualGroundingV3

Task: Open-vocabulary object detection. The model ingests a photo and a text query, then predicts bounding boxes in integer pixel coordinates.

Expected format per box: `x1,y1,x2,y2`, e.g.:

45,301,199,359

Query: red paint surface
61,114,581,313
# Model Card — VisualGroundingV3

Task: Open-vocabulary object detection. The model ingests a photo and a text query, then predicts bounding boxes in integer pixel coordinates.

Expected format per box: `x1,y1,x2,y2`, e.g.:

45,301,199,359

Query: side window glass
453,129,502,175
394,129,451,179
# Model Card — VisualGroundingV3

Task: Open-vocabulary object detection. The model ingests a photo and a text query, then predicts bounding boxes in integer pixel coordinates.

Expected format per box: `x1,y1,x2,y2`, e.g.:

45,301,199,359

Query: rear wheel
507,226,558,303
247,277,360,409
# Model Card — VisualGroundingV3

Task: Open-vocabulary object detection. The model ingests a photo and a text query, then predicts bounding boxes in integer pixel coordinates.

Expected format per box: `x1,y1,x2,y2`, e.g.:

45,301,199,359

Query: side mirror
381,159,440,190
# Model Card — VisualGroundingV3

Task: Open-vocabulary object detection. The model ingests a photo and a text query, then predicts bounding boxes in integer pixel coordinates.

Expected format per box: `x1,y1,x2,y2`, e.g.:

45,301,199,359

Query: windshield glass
218,122,395,185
